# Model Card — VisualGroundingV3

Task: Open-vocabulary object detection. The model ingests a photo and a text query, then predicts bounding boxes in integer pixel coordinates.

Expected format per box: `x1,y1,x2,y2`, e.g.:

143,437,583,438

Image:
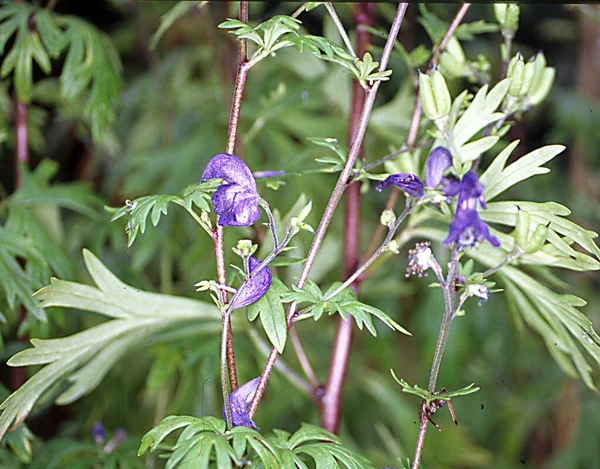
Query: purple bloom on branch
457,171,486,210
376,174,424,199
223,377,260,429
229,257,272,311
444,209,500,248
201,153,261,227
425,147,452,189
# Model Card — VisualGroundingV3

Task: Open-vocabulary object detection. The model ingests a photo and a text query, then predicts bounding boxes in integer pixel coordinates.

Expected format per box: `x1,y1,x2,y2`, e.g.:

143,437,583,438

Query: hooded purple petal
425,147,452,189
201,153,261,227
229,256,272,311
376,174,424,199
223,377,260,429
443,209,500,248
457,171,486,211
440,177,461,197
201,153,257,191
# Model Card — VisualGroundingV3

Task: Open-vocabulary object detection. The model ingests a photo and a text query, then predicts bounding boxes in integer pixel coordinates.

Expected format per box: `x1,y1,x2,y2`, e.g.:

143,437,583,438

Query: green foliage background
0,2,599,468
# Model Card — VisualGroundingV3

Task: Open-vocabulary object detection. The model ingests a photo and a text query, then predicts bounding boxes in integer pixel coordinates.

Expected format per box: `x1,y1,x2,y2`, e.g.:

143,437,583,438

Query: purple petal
440,177,461,197
201,153,257,192
212,185,261,227
92,422,105,444
376,174,424,199
443,209,500,248
425,147,452,189
229,257,272,310
223,377,260,429
457,171,486,211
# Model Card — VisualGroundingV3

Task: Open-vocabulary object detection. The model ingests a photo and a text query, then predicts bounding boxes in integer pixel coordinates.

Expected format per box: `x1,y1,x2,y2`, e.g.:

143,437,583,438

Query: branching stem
247,3,410,420
324,3,357,58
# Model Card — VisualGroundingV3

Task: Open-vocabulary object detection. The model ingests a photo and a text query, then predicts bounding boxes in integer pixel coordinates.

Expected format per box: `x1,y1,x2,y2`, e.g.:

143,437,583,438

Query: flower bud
233,239,257,258
495,4,519,34
432,69,452,117
466,284,490,304
525,223,549,253
387,240,400,254
507,53,525,97
527,67,555,106
513,207,530,251
380,209,396,228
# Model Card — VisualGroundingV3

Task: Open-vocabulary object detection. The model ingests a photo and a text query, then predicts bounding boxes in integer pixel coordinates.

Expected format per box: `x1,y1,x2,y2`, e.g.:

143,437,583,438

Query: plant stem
291,2,310,19
289,328,319,390
247,3,410,420
14,100,28,189
412,244,460,468
320,2,375,434
324,3,357,58
221,310,233,429
364,3,471,260
217,1,250,394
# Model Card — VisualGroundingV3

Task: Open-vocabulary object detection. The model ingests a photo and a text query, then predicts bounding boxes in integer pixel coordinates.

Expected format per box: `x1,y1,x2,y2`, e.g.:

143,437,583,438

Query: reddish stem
14,100,29,188
320,2,376,435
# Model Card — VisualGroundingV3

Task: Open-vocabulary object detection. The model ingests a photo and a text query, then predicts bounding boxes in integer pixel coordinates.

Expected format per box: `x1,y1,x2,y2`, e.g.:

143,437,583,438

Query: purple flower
201,153,261,227
229,257,272,311
376,174,424,199
443,209,500,248
425,147,452,189
223,377,260,429
92,422,105,444
457,171,486,210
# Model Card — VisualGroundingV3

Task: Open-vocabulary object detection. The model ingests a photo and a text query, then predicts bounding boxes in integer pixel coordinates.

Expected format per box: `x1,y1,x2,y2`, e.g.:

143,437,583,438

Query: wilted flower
223,377,260,429
467,284,491,303
376,174,424,199
201,153,261,227
229,257,272,311
425,147,452,189
406,242,434,277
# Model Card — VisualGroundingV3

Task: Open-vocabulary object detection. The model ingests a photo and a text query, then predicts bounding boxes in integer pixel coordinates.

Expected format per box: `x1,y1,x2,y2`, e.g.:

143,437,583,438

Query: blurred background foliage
0,1,598,468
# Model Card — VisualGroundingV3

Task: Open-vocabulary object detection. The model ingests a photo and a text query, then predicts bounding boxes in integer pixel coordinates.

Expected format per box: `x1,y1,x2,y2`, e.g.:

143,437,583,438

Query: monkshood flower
223,377,260,429
444,209,500,248
376,174,424,199
201,153,261,227
443,170,499,248
229,256,272,311
425,147,452,189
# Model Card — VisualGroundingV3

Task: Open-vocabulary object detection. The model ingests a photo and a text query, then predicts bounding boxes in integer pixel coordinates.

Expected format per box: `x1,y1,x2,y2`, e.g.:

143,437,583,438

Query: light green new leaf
0,250,220,441
480,141,565,201
452,79,510,148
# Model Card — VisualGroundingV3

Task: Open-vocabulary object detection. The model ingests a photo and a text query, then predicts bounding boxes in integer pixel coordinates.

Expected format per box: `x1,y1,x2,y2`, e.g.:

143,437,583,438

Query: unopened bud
387,240,400,254
380,209,396,228
233,239,257,258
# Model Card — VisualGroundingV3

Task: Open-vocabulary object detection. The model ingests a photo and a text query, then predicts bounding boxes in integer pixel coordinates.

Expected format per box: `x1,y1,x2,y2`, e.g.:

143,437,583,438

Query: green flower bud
233,239,257,258
494,4,519,35
507,54,525,97
380,209,396,228
432,69,451,117
387,240,400,254
419,72,438,121
527,67,555,106
525,223,549,253
493,5,507,25
519,61,536,97
513,207,530,250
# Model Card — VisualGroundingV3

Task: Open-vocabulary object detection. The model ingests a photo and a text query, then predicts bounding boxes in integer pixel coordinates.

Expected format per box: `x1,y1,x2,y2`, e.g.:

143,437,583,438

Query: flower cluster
201,153,261,227
378,147,499,249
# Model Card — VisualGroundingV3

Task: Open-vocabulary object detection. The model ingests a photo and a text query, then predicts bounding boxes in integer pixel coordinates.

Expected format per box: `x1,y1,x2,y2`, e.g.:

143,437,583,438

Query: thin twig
324,3,357,57
364,3,472,260
289,328,319,389
247,3,410,419
291,2,310,19
320,3,375,434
